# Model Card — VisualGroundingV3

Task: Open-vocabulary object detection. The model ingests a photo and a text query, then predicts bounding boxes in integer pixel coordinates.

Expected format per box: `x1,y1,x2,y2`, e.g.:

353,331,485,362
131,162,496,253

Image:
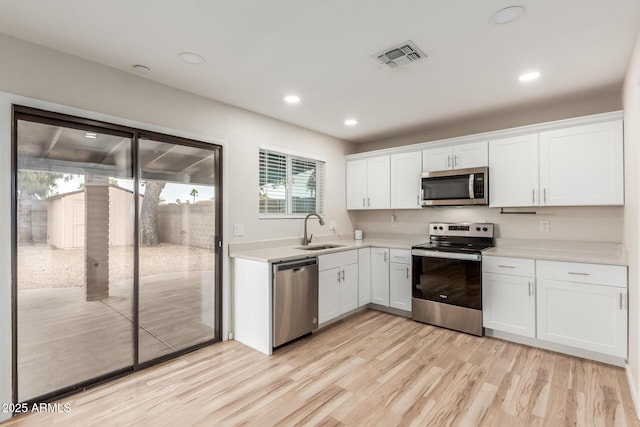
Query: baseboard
485,329,626,367
626,364,640,421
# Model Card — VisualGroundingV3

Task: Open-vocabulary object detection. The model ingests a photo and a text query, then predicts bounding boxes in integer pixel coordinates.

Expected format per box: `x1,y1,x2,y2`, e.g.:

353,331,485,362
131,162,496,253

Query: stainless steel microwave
420,166,488,206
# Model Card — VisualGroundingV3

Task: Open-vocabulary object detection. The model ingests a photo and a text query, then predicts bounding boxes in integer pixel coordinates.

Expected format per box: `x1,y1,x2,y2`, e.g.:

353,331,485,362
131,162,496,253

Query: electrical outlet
330,220,336,231
539,220,550,232
233,223,245,236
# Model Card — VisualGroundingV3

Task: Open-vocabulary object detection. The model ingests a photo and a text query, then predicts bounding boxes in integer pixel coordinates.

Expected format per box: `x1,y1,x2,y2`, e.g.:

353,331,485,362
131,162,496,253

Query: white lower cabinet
389,249,411,311
318,250,358,324
483,256,628,360
358,248,371,307
483,257,536,338
371,248,390,306
536,260,627,358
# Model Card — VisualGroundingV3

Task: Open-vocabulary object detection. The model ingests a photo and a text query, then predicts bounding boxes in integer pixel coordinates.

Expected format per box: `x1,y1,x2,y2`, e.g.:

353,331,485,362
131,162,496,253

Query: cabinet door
390,151,422,209
539,120,623,206
482,273,535,338
422,146,453,172
358,248,371,307
371,248,390,306
366,156,390,209
339,263,359,314
318,267,340,324
346,159,367,210
537,279,627,358
489,134,539,207
453,141,488,169
390,262,411,311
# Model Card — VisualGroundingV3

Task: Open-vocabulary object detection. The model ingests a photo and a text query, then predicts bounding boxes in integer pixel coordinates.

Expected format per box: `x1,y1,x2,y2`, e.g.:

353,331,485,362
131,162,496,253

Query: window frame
259,145,325,219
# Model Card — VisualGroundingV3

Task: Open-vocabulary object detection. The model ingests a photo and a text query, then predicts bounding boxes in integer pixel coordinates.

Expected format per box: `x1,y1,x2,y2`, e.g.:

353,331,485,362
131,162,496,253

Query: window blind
259,148,325,216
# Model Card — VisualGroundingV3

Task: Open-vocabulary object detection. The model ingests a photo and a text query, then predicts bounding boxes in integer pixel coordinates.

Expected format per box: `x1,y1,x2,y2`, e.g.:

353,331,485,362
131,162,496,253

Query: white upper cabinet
367,156,391,209
422,141,488,172
390,151,422,209
489,134,539,207
539,120,624,206
489,119,624,208
346,159,368,210
346,156,390,210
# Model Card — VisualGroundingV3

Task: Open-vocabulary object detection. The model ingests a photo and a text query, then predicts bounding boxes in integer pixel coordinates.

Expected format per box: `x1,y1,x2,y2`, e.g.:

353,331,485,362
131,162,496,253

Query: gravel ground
17,243,215,289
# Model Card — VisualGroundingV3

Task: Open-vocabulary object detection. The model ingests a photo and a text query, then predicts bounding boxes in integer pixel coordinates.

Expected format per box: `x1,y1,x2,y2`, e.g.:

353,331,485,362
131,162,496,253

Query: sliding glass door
15,116,135,401
137,136,219,363
13,107,222,403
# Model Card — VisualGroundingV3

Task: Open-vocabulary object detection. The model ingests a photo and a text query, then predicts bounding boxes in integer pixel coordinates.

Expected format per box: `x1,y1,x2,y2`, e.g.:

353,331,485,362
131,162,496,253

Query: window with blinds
259,148,325,217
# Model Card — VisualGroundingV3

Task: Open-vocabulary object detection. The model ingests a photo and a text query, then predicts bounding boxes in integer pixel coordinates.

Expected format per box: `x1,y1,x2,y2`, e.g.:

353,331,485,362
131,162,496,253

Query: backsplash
348,206,624,243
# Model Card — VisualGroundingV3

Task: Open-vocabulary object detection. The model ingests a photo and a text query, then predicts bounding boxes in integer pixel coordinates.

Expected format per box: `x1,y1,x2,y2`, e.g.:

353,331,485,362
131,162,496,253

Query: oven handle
411,249,481,262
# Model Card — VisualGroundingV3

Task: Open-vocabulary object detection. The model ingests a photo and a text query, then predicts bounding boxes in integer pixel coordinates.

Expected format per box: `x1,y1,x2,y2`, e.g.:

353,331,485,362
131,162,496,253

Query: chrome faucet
302,213,325,246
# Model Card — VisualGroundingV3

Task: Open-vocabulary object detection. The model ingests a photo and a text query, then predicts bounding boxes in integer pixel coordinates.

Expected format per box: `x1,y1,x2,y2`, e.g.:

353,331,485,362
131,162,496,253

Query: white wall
350,206,624,243
623,28,640,419
0,33,354,416
356,85,622,153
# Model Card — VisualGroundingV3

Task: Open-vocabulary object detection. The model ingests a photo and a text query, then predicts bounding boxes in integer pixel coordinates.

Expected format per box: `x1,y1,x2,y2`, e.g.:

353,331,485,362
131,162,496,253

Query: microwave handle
468,174,475,199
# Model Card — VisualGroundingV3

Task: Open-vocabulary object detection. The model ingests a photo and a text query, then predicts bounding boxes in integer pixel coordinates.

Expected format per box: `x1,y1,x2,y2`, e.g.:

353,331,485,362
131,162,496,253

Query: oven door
411,250,482,310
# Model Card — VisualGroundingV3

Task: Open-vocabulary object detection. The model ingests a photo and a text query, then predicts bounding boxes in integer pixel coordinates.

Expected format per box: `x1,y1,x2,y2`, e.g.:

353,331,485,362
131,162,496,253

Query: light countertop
482,239,627,266
229,236,422,263
230,235,627,266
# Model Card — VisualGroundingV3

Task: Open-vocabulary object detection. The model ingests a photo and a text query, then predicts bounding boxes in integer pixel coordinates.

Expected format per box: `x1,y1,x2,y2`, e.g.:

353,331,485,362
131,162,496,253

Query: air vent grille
374,40,426,68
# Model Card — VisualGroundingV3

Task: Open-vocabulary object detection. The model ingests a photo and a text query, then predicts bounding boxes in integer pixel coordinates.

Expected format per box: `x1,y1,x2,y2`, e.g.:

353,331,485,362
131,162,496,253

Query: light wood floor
17,271,215,401
5,310,639,426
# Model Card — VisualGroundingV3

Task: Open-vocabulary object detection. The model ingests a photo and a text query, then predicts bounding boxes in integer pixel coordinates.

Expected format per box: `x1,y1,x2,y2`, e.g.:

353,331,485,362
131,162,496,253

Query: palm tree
190,188,199,203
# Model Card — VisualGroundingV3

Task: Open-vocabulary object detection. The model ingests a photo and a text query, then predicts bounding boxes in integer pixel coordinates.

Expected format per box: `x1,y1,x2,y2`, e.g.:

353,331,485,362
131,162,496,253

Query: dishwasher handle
273,257,318,273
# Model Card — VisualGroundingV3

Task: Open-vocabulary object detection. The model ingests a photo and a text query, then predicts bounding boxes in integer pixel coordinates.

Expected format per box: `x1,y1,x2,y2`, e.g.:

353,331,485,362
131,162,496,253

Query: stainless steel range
411,222,494,336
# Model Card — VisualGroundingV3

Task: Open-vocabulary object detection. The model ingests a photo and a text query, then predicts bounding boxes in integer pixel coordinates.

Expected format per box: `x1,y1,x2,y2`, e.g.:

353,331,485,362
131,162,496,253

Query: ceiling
1,1,639,143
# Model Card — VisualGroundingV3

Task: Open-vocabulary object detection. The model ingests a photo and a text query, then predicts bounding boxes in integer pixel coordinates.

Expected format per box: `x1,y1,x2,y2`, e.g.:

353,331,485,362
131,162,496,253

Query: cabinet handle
337,271,341,283
341,270,345,281
544,188,547,203
454,155,458,167
620,293,624,310
568,272,590,276
406,267,409,278
416,194,419,205
447,155,451,168
384,252,387,262
498,265,516,269
367,197,371,207
528,281,532,297
532,189,535,204
362,198,365,208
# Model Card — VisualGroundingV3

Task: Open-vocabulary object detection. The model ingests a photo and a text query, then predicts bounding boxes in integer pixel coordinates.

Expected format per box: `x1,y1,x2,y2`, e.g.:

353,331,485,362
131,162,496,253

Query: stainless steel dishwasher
273,257,319,348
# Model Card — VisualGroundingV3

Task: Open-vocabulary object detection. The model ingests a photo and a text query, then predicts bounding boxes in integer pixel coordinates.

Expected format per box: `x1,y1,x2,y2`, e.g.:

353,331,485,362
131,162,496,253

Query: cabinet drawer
390,249,411,264
536,260,627,288
483,256,535,277
319,250,357,271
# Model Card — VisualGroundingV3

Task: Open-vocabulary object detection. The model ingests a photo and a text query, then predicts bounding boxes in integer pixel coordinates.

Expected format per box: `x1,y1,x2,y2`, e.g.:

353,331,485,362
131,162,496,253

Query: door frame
11,105,223,405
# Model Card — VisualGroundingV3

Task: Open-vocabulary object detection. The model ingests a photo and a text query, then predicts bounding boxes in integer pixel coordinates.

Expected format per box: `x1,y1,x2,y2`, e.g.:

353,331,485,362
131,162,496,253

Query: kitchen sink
296,244,344,251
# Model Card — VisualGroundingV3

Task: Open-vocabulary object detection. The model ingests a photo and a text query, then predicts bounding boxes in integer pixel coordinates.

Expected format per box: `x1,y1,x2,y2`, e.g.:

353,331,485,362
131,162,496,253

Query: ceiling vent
374,41,426,68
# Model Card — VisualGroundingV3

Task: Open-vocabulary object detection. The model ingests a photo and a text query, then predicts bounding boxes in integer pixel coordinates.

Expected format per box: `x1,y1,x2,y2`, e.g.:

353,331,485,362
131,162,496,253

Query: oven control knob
482,227,488,232
439,226,443,230
476,227,481,231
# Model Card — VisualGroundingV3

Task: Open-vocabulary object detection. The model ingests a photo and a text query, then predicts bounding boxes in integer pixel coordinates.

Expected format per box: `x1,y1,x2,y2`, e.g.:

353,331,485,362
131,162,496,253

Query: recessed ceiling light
132,64,151,73
344,119,358,126
491,6,526,25
519,71,541,82
85,132,98,139
179,52,205,64
284,95,301,104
